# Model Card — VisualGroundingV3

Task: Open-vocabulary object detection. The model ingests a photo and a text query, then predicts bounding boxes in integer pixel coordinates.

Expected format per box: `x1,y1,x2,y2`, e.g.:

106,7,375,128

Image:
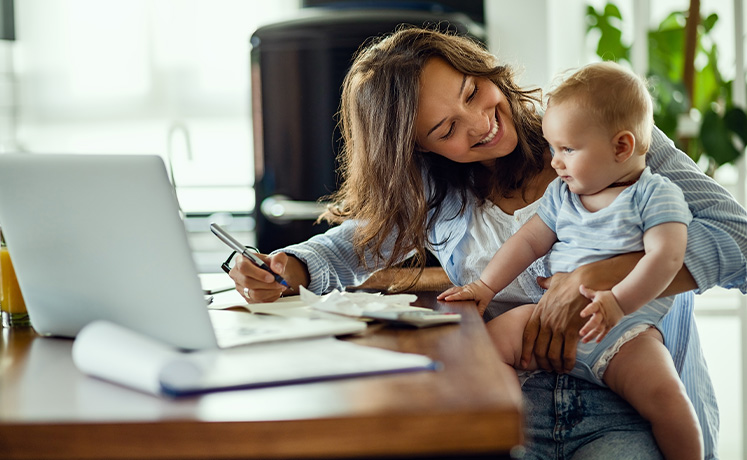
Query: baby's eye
563,147,575,155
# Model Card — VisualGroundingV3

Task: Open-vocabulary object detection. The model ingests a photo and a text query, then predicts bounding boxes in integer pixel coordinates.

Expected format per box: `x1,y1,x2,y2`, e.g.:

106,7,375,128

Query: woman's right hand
229,252,309,303
520,253,644,373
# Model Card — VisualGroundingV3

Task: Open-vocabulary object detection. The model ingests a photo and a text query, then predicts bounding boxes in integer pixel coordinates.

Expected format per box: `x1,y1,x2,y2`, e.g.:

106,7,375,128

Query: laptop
0,153,364,350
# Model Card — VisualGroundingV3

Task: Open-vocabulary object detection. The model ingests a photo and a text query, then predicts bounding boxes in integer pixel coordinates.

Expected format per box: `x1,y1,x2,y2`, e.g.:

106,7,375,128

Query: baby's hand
437,280,496,315
578,285,624,343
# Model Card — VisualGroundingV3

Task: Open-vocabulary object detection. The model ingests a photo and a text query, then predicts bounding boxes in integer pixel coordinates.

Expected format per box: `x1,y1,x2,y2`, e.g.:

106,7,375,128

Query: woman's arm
520,252,698,372
231,219,405,302
648,127,747,292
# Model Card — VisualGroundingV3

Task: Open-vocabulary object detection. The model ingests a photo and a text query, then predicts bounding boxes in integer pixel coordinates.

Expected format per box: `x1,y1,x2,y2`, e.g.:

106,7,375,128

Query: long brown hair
322,26,546,289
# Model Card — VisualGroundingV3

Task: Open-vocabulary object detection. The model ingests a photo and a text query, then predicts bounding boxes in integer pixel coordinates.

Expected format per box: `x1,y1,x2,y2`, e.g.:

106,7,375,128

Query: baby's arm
578,221,688,342
438,215,556,313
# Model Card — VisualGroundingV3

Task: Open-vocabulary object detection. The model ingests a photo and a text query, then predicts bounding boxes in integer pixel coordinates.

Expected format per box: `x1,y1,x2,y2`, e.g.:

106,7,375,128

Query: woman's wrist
283,253,311,295
576,252,695,298
575,252,643,290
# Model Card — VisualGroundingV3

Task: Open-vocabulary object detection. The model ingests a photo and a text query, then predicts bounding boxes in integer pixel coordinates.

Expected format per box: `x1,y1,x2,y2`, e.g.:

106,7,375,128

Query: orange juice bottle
0,226,30,327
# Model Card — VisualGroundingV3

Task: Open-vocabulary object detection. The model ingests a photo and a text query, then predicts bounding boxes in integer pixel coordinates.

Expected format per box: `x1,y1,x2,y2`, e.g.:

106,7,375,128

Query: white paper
159,336,436,395
299,286,425,317
72,320,180,395
72,320,436,397
207,309,366,348
208,287,429,320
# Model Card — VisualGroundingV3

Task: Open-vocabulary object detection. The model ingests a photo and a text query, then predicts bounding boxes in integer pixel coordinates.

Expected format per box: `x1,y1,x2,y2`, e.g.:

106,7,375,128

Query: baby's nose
551,154,563,169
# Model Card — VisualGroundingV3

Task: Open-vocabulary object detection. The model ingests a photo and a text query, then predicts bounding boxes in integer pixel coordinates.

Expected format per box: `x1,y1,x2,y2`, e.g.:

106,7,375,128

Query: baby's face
542,101,621,196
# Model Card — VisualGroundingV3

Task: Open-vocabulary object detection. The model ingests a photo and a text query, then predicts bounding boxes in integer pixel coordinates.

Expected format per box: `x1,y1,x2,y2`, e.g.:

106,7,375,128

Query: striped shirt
539,167,692,274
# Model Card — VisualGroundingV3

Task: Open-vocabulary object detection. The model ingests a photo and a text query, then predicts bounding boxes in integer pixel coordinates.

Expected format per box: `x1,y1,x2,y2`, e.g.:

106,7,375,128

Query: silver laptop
0,154,363,350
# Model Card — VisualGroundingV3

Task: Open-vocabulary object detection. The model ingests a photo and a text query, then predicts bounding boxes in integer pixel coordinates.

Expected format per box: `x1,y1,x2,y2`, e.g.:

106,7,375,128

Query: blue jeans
499,292,717,460
519,372,663,460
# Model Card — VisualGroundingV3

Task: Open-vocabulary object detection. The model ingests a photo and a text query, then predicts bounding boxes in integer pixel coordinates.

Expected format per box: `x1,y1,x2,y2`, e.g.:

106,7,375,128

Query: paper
299,286,427,317
72,320,437,397
207,309,366,348
72,320,180,394
159,336,437,396
208,286,429,321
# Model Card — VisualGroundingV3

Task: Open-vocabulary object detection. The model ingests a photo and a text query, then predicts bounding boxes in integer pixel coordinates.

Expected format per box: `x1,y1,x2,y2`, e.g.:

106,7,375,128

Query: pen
209,223,289,288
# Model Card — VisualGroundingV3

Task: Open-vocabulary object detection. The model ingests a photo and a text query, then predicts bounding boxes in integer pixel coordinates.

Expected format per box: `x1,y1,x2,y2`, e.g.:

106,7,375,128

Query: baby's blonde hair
547,61,654,154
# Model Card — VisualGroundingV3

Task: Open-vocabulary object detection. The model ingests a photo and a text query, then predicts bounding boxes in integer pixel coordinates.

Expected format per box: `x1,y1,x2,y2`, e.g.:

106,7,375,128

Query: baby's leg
602,327,703,460
485,304,538,370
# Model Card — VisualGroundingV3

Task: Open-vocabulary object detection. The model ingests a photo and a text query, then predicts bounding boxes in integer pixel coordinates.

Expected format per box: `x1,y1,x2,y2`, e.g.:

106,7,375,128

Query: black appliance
250,6,483,251
0,0,14,41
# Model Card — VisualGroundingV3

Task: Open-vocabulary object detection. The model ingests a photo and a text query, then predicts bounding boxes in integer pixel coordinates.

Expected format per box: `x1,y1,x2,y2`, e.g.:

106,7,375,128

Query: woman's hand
519,271,589,373
519,252,644,373
229,252,310,303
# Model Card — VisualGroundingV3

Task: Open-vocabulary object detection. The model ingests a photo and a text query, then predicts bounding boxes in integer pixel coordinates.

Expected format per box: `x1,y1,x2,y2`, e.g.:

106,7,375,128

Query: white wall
485,0,587,90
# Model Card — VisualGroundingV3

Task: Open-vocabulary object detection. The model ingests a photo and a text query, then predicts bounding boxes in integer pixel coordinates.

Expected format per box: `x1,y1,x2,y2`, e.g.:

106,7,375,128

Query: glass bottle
0,226,30,327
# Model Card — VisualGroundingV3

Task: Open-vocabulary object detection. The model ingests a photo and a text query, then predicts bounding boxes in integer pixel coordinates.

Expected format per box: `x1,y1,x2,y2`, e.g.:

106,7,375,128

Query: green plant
586,2,747,175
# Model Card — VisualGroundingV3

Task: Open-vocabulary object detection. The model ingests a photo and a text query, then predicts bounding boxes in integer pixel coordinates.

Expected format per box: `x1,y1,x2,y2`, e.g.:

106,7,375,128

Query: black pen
209,223,289,287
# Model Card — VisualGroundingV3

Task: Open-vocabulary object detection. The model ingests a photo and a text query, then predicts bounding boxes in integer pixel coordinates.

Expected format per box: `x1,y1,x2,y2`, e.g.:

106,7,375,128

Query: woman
231,27,746,459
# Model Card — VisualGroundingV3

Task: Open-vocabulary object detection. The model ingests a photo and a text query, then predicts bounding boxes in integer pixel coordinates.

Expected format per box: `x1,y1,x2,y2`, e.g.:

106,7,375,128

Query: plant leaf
700,109,741,165
587,3,630,62
724,107,747,147
702,13,718,33
603,3,623,20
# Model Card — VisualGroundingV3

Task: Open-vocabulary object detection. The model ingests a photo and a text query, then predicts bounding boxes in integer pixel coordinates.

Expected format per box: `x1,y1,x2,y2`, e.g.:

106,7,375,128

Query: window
10,0,300,214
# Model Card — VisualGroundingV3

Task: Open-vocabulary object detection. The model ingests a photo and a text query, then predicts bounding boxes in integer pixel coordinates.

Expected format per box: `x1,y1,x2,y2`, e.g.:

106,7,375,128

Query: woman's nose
467,110,491,138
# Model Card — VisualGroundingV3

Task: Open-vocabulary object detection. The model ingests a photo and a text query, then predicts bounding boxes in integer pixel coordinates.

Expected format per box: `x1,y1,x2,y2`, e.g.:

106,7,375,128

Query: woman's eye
440,123,455,140
467,84,479,102
549,145,555,157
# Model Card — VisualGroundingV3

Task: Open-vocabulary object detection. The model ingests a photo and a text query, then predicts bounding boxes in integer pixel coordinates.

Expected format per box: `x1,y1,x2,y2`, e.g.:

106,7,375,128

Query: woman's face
415,57,518,166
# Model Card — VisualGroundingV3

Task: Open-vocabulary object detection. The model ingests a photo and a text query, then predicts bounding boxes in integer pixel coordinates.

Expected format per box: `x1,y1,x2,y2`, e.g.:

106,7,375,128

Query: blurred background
0,1,745,458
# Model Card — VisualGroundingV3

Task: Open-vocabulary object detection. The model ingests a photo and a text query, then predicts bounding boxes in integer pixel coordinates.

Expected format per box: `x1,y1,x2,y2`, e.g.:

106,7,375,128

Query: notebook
0,153,365,350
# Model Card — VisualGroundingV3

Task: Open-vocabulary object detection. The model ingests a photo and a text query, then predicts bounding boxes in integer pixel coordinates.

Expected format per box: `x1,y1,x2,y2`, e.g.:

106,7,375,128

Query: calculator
361,310,462,328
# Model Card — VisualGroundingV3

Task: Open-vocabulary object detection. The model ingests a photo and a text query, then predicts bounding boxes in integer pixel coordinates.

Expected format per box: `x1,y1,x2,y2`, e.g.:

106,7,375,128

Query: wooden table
0,291,522,460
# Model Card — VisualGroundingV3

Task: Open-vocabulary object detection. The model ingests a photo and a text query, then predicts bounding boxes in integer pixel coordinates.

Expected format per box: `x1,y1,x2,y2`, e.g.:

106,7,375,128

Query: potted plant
587,2,747,176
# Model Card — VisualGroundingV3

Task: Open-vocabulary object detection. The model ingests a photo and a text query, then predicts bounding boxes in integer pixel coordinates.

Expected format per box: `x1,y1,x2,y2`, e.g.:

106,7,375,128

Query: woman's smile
473,113,502,147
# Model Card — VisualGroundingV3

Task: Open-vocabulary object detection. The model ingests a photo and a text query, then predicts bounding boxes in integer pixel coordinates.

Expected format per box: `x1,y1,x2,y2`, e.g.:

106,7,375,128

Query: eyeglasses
221,246,260,274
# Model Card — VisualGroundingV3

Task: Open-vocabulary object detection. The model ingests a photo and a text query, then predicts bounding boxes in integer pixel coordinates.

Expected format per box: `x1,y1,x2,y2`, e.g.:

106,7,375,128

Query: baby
439,61,702,459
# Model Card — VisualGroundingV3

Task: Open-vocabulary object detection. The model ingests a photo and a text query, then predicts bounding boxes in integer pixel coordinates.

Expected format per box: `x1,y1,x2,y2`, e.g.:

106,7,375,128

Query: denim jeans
519,372,663,460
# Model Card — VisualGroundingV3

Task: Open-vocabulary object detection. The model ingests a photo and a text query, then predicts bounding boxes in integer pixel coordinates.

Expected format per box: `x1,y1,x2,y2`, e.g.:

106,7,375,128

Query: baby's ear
613,130,636,162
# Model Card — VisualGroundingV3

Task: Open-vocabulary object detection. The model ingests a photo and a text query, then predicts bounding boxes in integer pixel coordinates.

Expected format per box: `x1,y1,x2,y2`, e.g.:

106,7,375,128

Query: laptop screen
0,154,218,350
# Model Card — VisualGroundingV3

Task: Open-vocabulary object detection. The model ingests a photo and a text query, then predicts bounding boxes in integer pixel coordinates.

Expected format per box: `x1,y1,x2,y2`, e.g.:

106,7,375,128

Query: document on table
72,320,438,397
209,286,431,319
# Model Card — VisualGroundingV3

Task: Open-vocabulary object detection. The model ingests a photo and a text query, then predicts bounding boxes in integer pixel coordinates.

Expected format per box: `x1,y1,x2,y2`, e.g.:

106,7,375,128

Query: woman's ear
613,130,636,162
